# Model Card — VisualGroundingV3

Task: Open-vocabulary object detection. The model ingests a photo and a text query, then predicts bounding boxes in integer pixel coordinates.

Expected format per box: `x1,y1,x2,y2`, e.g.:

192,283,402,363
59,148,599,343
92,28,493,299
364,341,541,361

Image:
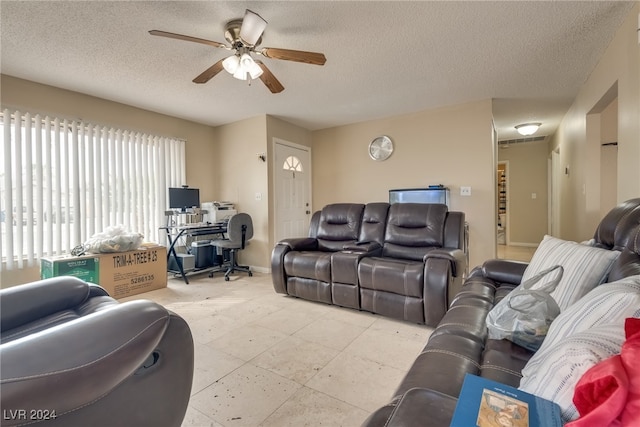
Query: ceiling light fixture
515,123,541,136
222,51,263,81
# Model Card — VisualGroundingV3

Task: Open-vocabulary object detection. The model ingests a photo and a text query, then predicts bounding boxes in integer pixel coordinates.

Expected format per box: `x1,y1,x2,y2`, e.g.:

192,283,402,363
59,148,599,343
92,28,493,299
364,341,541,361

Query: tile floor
122,273,434,427
497,244,537,262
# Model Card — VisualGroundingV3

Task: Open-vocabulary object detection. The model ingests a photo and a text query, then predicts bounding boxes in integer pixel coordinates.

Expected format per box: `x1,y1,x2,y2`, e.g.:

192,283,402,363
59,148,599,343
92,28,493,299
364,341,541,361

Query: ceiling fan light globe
239,9,267,46
222,55,240,74
248,61,263,79
240,53,254,68
233,67,248,80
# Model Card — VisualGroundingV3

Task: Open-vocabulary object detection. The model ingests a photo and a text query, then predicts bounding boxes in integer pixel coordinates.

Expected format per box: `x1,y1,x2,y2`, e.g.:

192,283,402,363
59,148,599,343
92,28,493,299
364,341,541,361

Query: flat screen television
169,187,200,211
389,187,449,206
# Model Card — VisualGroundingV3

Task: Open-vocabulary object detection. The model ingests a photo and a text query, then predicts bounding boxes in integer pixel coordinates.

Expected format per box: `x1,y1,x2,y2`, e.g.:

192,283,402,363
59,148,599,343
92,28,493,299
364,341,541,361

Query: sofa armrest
276,237,319,251
342,241,382,254
0,300,169,423
361,388,457,427
423,256,456,326
424,248,466,277
481,259,529,285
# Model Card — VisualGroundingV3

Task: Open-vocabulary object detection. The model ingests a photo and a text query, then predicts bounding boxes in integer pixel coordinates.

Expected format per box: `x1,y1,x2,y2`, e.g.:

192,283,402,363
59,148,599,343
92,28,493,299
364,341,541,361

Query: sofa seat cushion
284,251,332,282
358,257,424,298
394,333,483,399
379,388,458,427
430,304,490,344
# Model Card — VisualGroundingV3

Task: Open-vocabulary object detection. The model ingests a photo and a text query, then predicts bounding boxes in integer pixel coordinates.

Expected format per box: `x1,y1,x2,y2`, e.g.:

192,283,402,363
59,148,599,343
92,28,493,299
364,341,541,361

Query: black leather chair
212,212,254,281
0,276,194,427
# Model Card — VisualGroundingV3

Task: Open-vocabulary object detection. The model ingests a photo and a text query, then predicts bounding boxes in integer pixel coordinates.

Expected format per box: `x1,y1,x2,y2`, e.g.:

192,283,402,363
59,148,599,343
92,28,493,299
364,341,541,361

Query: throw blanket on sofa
567,317,640,427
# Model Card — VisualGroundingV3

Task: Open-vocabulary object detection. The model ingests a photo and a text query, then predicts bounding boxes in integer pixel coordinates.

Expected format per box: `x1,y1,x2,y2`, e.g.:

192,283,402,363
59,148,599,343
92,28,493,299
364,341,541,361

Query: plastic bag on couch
84,225,143,253
486,265,563,351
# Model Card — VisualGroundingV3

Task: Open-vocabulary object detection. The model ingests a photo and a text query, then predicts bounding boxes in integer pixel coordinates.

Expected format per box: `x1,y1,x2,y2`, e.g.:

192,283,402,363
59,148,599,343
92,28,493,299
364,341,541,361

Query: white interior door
274,140,311,241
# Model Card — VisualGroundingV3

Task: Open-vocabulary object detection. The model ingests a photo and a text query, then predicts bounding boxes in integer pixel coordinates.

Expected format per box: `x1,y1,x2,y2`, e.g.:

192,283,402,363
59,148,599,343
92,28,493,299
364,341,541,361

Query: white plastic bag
84,225,143,254
486,265,563,351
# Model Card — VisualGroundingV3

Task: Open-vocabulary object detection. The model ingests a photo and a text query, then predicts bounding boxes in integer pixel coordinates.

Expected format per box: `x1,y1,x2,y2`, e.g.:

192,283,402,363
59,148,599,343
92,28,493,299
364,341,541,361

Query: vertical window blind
0,109,186,272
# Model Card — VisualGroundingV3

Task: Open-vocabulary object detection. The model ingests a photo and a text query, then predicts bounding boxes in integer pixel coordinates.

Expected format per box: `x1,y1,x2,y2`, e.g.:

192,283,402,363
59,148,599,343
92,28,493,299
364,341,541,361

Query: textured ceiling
0,1,634,140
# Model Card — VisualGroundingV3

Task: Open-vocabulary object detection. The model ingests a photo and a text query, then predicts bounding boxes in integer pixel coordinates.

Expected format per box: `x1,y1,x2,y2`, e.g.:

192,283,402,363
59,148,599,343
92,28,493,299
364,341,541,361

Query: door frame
271,138,312,244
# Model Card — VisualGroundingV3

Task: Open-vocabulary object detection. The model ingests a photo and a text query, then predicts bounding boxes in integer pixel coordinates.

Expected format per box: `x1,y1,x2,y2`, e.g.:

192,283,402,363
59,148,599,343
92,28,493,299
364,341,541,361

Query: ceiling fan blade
149,30,227,49
239,9,267,47
260,48,326,66
255,61,284,93
193,59,225,84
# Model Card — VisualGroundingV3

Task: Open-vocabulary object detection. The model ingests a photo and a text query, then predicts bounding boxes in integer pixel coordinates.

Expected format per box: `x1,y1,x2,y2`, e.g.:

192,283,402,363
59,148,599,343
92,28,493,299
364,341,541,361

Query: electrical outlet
460,186,472,196
255,192,262,201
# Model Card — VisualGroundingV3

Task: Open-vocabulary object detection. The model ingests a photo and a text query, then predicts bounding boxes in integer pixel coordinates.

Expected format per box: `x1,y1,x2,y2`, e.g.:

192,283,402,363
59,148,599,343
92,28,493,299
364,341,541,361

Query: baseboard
249,265,270,274
506,242,539,248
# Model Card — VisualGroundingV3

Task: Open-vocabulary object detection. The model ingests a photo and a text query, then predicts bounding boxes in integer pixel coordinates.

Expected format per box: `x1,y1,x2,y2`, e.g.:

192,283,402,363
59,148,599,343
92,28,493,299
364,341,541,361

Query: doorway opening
497,161,508,246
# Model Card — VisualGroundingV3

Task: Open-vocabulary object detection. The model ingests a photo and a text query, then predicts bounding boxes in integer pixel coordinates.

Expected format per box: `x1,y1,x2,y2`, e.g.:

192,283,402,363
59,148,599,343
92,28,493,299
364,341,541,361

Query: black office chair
212,213,254,281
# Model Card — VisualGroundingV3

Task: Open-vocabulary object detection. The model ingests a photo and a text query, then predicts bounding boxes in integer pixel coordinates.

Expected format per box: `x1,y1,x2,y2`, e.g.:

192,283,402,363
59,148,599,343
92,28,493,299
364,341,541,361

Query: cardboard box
41,255,100,283
40,245,167,299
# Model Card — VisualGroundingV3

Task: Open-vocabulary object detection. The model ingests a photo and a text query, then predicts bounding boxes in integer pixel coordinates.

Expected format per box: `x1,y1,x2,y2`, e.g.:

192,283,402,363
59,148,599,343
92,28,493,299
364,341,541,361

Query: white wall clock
368,135,394,161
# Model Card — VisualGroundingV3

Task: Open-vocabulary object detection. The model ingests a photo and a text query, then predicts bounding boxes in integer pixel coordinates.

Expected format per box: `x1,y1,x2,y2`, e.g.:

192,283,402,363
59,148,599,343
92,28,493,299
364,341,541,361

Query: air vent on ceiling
498,135,547,146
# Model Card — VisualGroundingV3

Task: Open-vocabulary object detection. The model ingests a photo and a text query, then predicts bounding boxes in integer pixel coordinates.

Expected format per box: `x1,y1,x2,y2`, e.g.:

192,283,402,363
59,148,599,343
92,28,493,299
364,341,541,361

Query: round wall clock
368,135,394,161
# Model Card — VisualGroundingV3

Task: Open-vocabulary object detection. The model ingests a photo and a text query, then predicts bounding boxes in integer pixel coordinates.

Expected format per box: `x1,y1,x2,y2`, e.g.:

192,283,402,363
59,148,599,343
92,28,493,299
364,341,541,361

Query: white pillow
522,235,620,310
519,276,640,422
533,275,640,351
519,324,626,422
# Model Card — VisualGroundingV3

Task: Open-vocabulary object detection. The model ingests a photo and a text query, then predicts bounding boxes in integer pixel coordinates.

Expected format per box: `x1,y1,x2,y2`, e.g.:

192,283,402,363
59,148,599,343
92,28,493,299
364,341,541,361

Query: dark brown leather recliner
271,203,366,304
363,198,640,427
0,276,194,427
358,203,466,325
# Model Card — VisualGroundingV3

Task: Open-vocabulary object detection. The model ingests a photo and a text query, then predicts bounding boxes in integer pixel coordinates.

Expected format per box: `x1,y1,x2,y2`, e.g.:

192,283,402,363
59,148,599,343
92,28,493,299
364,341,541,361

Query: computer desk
160,222,227,284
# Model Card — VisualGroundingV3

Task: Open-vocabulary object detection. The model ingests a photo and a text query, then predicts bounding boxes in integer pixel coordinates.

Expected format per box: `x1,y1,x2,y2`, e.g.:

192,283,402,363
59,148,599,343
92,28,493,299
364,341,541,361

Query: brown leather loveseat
271,202,466,326
363,198,640,426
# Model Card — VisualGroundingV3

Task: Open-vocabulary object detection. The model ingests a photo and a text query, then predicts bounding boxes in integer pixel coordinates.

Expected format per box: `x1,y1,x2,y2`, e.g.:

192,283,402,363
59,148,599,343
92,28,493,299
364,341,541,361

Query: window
282,155,303,172
0,109,186,271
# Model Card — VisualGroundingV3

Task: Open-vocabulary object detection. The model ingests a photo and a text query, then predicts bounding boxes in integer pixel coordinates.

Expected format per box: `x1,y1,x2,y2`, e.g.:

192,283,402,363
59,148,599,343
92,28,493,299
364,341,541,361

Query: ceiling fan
149,9,326,93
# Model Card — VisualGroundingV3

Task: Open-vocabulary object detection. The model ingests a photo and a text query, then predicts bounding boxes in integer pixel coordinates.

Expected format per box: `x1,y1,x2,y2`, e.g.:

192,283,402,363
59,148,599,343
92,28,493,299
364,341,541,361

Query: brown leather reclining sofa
363,198,640,426
271,202,466,326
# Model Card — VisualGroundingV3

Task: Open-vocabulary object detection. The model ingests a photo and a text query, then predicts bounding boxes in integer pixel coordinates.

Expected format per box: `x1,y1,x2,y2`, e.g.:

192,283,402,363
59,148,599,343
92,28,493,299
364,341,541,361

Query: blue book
450,374,562,427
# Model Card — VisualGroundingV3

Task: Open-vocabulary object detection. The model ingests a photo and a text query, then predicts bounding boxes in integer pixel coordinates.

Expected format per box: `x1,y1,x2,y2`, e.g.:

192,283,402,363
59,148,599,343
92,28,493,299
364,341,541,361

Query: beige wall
214,116,269,271
312,99,496,268
0,75,217,286
498,142,548,245
600,99,619,218
549,3,640,242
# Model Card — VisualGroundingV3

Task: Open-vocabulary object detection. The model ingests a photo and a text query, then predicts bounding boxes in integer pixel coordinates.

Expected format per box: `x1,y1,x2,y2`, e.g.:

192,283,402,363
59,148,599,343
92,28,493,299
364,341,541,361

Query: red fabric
566,318,640,427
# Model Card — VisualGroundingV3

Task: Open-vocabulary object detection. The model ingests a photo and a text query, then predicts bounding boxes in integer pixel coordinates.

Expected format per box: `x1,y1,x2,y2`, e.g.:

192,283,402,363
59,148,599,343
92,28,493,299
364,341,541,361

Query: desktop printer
201,201,236,223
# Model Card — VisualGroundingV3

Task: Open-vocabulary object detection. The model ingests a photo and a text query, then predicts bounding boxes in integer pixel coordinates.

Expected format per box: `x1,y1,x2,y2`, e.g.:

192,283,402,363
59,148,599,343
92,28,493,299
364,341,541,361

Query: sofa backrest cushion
359,203,390,245
608,225,640,282
316,203,365,251
593,198,640,250
383,203,448,261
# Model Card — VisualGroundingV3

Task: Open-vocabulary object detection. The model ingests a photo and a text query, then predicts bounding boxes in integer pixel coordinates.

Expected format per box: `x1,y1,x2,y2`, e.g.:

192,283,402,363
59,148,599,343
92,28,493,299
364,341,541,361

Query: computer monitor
168,187,200,212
